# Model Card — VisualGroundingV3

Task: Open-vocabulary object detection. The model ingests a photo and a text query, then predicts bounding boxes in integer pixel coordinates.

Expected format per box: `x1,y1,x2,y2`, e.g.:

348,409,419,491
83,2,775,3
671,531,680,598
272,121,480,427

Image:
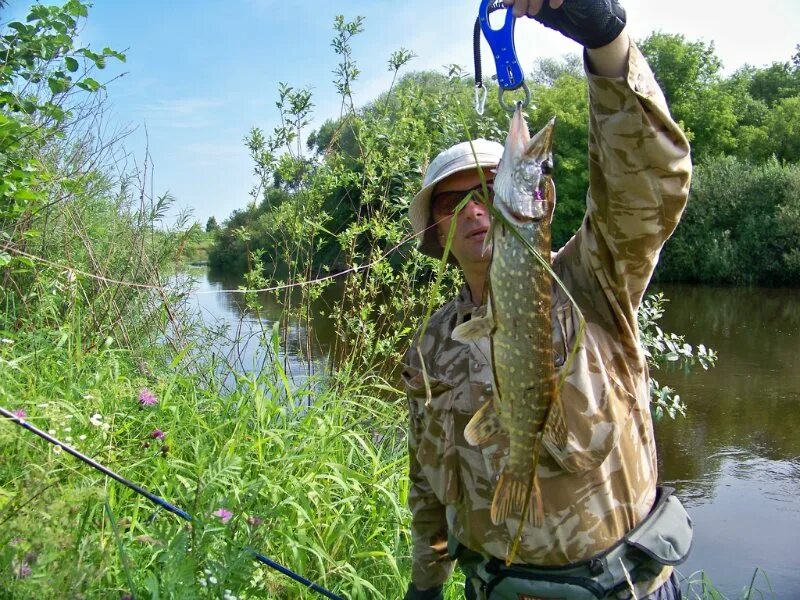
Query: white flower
63,427,71,432
208,576,218,585
53,445,62,454
48,429,56,435
37,403,49,408
199,578,207,587
65,437,73,443
1,338,13,344
79,435,87,440
203,568,211,575
64,414,74,420
83,394,94,400
101,422,110,432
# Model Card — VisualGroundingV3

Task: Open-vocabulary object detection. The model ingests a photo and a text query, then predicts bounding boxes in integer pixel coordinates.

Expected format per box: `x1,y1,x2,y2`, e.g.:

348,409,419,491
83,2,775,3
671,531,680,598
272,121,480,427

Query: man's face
431,166,495,269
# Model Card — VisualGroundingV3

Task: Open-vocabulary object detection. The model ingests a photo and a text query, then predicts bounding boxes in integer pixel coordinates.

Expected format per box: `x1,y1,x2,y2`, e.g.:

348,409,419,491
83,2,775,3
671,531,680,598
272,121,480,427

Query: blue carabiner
478,0,531,112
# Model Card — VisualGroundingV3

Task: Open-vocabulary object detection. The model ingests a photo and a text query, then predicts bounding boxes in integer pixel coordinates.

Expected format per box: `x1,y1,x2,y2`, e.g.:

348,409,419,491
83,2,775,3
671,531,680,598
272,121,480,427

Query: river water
188,270,800,598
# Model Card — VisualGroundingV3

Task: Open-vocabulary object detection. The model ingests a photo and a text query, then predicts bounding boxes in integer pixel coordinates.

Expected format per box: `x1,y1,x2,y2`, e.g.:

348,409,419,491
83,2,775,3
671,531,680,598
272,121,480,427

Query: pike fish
453,108,567,530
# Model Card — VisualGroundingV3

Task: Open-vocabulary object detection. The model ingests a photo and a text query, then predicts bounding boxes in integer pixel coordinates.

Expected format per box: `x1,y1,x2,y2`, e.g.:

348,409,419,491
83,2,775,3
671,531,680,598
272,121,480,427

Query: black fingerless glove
533,0,626,49
403,583,444,600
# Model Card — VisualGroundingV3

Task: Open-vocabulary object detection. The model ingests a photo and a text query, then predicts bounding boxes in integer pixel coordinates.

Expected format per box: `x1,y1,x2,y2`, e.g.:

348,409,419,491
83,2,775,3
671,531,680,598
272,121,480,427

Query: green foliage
638,294,717,420
639,32,737,158
0,0,125,228
657,156,800,285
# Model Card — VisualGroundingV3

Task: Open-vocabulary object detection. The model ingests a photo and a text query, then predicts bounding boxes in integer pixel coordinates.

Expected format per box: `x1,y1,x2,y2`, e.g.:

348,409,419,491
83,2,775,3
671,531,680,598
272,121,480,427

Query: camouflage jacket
402,43,692,592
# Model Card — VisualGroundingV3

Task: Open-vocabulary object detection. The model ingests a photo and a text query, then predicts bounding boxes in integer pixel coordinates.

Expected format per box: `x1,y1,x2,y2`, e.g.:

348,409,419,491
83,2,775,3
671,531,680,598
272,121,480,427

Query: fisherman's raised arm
508,0,691,320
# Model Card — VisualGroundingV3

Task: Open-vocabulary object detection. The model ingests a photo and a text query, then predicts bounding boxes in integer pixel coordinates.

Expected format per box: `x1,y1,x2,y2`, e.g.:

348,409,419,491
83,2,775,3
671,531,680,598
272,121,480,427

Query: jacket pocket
403,369,461,504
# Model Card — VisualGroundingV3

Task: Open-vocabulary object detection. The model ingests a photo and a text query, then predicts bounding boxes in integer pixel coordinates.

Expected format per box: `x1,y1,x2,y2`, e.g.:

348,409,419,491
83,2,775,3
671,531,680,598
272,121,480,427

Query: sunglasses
431,182,494,217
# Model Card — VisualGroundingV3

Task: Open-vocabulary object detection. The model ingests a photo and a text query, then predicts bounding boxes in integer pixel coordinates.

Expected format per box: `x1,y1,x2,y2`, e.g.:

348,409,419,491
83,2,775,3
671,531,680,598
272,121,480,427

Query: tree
639,32,737,160
205,216,219,232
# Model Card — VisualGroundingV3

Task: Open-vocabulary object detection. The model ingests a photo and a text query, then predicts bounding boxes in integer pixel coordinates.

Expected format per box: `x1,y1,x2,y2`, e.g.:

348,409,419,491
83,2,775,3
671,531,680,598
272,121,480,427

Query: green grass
0,323,423,598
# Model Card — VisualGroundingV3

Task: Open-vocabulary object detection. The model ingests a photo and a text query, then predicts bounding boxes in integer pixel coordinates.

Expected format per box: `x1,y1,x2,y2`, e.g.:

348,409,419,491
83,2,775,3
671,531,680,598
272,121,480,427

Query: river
187,270,800,598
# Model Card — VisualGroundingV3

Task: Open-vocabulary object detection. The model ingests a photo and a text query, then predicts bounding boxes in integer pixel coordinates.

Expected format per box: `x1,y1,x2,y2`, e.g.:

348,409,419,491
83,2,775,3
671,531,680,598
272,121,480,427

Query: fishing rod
0,406,345,600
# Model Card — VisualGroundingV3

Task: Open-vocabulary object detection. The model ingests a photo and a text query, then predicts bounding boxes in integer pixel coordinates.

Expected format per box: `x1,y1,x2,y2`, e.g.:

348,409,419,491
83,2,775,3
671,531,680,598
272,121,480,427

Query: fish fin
452,314,492,344
544,396,568,451
464,401,502,446
490,471,544,528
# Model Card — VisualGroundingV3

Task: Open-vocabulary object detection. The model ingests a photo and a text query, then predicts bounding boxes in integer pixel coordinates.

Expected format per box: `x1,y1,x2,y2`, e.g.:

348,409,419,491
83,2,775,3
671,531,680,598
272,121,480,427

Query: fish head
493,109,556,227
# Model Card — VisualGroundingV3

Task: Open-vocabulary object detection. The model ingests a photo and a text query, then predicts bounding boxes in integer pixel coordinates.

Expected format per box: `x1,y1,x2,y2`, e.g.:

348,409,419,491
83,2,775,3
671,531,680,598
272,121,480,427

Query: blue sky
4,1,800,227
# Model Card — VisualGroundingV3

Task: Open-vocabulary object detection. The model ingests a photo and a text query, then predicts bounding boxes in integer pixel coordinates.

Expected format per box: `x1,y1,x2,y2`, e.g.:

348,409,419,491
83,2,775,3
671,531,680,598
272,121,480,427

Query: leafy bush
657,156,800,285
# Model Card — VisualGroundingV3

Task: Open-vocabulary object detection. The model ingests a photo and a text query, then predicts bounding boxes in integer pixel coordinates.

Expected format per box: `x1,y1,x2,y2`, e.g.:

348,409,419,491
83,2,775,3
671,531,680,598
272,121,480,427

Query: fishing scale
475,0,531,114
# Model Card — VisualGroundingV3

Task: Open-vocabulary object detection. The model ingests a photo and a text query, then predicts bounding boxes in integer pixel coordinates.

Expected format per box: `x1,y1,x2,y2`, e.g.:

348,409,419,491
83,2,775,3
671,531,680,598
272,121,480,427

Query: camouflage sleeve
543,43,691,472
568,41,692,325
406,389,455,589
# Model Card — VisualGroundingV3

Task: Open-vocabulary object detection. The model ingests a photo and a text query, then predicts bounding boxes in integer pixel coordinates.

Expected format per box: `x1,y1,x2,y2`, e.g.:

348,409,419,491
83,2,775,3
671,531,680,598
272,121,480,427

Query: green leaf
65,56,79,72
7,22,29,34
48,76,69,95
76,77,102,92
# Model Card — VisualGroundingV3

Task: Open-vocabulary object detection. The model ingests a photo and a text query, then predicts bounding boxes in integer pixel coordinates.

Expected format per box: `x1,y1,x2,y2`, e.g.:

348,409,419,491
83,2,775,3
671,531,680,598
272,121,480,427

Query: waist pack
457,486,692,600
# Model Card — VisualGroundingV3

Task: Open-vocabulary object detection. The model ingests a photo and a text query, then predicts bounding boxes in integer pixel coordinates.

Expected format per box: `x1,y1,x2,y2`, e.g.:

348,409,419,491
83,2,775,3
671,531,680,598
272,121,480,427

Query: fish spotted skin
457,109,563,530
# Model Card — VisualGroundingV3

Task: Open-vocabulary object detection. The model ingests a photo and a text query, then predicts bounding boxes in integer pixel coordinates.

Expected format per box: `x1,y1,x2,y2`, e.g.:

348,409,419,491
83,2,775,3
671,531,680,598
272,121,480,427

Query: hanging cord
0,406,345,600
473,0,507,114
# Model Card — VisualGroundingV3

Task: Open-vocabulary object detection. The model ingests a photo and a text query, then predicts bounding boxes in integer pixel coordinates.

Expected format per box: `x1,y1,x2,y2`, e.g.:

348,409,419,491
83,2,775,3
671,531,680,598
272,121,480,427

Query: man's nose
462,197,487,219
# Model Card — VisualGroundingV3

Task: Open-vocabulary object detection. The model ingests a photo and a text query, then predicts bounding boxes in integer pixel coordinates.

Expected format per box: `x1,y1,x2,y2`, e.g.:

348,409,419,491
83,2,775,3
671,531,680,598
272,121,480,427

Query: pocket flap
626,491,693,565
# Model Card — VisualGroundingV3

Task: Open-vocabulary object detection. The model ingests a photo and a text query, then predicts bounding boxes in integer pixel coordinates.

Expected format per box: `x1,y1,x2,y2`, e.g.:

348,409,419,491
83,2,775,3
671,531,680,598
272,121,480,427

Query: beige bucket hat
409,138,504,259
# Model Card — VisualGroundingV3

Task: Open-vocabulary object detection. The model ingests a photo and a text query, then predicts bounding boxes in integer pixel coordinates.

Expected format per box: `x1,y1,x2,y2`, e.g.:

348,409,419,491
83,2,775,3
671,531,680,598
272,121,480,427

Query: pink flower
17,562,31,579
247,515,264,526
150,428,165,439
212,508,233,524
138,388,158,406
12,409,26,419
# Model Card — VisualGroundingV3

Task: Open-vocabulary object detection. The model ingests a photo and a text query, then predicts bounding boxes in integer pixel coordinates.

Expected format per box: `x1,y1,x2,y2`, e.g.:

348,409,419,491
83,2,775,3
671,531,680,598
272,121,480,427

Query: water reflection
651,284,800,597
186,268,336,384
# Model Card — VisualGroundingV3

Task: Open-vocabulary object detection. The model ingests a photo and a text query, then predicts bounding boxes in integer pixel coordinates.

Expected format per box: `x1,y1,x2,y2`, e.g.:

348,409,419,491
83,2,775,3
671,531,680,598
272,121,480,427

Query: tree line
209,31,800,286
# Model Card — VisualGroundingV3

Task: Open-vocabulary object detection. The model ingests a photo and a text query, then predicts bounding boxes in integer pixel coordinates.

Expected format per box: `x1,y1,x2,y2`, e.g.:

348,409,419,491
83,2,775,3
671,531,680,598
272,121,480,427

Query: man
402,1,693,598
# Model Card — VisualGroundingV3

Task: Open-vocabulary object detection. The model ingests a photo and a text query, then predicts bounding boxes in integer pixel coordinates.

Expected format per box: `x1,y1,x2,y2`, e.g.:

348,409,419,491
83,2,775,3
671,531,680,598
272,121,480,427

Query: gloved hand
503,0,627,49
403,583,444,600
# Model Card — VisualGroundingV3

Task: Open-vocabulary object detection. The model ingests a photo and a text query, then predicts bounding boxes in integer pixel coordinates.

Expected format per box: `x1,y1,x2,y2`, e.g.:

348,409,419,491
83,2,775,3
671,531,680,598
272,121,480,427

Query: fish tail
490,470,543,528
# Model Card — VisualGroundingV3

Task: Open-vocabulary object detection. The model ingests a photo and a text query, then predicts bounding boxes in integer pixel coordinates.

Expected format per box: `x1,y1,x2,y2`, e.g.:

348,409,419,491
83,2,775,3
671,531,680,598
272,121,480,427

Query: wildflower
121,595,132,600
160,444,170,455
65,437,73,443
17,561,32,579
1,338,13,344
83,394,94,400
138,388,158,407
208,575,218,584
47,429,56,435
52,445,62,454
199,578,207,587
247,516,264,526
90,413,103,427
150,428,165,440
12,409,26,419
79,434,87,440
212,508,233,524
101,422,111,432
